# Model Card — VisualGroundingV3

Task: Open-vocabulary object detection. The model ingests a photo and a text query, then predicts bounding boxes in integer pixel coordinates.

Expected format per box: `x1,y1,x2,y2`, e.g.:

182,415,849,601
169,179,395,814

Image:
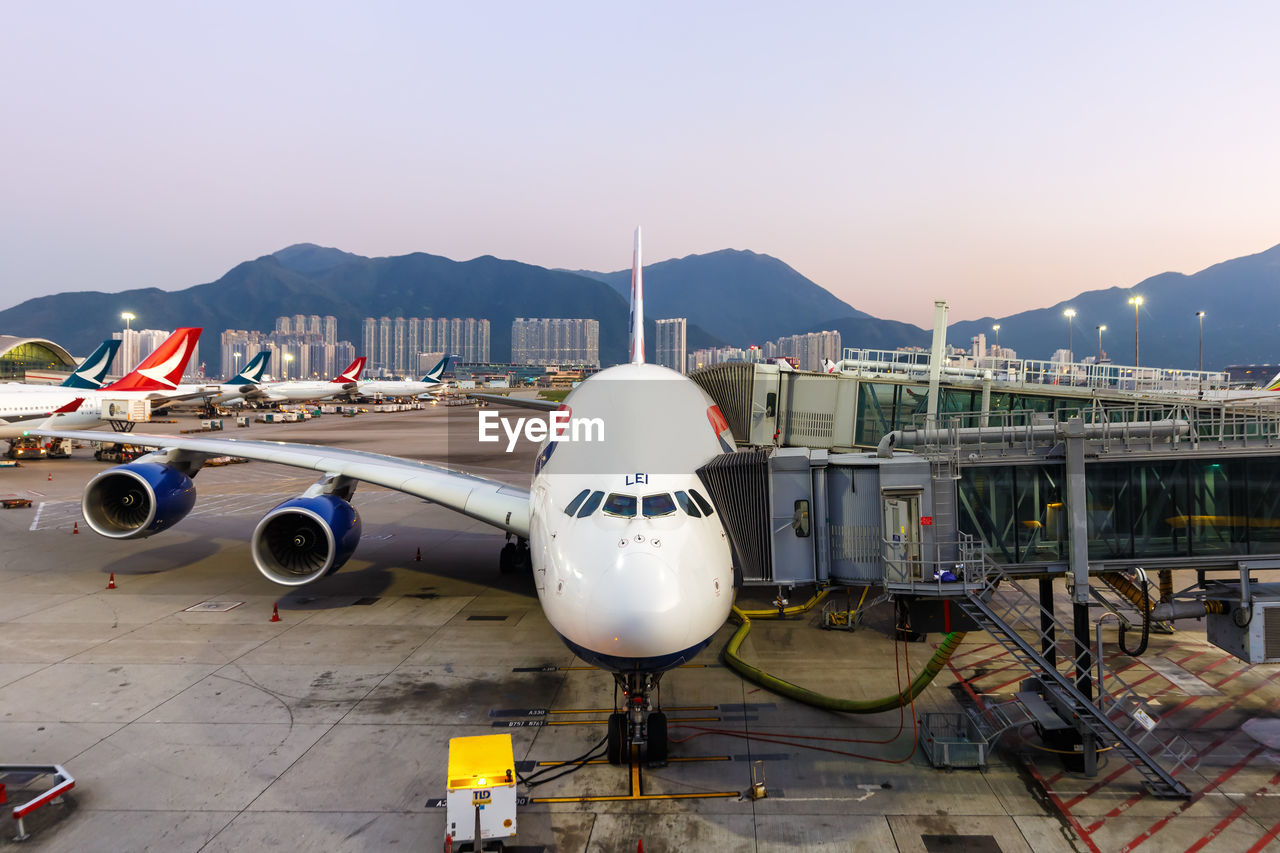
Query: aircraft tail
333,357,366,384
102,328,202,392
823,358,838,374
1264,370,1280,392
61,340,121,389
421,354,451,383
230,351,271,384
629,227,645,364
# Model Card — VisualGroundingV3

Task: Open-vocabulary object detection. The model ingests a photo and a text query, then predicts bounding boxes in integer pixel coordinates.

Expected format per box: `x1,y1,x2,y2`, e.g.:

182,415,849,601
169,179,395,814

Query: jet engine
81,462,197,539
251,494,362,586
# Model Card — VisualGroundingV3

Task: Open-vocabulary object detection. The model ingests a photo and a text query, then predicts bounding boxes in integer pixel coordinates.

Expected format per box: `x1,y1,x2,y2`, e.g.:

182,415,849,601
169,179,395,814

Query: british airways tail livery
104,328,202,392
34,230,735,768
62,340,121,389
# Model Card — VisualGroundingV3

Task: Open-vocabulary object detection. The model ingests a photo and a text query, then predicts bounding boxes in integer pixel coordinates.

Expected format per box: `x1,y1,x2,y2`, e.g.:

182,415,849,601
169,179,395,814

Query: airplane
357,355,452,400
241,357,368,405
34,229,735,766
0,328,206,439
200,351,274,407
61,340,122,389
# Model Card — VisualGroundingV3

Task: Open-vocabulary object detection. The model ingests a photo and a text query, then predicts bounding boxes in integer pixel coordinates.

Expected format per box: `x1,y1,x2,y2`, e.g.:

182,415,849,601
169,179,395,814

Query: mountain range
0,240,1276,373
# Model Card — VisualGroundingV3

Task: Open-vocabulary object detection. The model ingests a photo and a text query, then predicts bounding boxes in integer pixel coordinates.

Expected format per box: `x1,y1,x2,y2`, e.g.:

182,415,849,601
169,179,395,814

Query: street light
1128,296,1144,366
1197,311,1206,397
1096,325,1106,362
121,312,135,331
283,352,294,381
1063,309,1076,364
233,352,242,375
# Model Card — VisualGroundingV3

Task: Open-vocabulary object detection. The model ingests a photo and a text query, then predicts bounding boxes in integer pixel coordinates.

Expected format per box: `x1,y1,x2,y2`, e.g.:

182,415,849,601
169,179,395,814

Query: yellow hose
724,601,966,714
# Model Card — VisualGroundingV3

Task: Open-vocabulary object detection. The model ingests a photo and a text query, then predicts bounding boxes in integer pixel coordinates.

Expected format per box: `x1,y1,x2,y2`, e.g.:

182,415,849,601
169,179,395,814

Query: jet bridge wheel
606,712,627,765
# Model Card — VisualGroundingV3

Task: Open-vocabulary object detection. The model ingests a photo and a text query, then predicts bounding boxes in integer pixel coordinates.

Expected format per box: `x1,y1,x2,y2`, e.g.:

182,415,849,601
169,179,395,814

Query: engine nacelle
81,462,197,539
251,494,362,586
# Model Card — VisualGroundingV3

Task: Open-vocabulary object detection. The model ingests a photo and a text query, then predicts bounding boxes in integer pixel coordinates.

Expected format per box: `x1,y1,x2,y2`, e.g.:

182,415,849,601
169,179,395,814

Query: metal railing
840,347,1232,396
881,533,987,593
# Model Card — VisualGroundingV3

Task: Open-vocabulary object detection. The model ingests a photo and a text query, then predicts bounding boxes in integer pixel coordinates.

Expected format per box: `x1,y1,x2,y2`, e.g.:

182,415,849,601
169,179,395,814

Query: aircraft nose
586,551,690,657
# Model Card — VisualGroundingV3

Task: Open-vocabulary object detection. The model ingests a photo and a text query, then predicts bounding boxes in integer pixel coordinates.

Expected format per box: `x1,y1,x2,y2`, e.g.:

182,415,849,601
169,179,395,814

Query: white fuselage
523,362,734,672
358,379,445,399
0,386,211,439
253,381,359,404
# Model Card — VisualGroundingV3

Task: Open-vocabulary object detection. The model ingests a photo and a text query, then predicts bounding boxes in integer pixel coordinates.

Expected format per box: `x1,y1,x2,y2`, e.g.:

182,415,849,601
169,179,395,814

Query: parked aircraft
35,230,735,766
0,328,206,438
202,351,274,406
358,355,452,399
241,357,367,404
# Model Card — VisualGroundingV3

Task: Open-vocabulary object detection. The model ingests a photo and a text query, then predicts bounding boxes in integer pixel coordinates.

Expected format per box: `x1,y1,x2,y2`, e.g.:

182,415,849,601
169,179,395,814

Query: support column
1064,416,1092,698
1039,576,1057,667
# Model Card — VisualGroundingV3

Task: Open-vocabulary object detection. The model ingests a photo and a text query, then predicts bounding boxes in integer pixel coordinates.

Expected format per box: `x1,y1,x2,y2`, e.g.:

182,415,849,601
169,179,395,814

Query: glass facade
959,456,1280,564
0,341,72,380
853,379,1095,447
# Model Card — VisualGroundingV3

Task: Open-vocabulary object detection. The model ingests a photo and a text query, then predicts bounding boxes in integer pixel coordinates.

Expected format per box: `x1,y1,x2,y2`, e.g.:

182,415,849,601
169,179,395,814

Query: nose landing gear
607,672,668,767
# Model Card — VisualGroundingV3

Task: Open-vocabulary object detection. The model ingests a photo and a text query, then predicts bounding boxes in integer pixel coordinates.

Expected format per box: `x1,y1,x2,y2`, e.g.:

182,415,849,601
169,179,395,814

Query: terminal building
0,335,78,383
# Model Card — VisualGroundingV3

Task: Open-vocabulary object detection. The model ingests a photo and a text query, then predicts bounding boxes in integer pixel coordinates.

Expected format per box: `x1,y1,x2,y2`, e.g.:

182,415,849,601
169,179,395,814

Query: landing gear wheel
646,711,668,766
606,712,627,765
498,543,517,574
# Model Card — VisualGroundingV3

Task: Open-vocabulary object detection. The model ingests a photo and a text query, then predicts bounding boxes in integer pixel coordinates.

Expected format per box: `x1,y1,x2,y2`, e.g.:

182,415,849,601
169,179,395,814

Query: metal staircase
955,567,1198,799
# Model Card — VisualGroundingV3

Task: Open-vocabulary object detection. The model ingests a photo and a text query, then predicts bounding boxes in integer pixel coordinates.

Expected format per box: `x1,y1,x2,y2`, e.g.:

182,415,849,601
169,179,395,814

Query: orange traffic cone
47,472,52,481
415,547,422,562
271,602,281,622
107,573,116,589
72,522,79,534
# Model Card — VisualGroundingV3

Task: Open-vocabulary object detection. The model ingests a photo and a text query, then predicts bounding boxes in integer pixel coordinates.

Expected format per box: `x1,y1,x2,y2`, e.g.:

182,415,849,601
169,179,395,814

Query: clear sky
4,2,1279,326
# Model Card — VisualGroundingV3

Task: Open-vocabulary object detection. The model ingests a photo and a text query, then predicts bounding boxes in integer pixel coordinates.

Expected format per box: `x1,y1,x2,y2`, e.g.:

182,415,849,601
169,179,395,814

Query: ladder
955,569,1197,798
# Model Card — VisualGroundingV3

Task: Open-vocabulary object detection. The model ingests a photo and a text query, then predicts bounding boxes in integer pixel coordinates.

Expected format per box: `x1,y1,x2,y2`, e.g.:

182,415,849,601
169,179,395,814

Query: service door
881,491,921,584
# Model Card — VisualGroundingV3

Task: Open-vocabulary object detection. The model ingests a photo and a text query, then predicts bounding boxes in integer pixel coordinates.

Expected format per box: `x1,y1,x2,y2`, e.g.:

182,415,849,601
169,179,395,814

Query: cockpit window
642,493,677,518
577,490,604,518
689,488,715,516
602,493,637,518
564,489,590,516
674,490,702,518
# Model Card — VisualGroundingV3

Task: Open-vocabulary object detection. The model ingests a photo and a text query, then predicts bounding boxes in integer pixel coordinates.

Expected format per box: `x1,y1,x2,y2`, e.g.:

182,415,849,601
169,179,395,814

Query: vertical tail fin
333,357,366,383
232,351,271,384
61,339,121,389
1265,370,1280,392
422,354,451,382
629,227,645,364
102,328,202,391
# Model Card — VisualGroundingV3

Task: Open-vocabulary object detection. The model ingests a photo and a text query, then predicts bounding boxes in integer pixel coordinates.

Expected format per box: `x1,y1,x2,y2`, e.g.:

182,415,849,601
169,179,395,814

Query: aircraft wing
29,429,531,536
471,393,560,412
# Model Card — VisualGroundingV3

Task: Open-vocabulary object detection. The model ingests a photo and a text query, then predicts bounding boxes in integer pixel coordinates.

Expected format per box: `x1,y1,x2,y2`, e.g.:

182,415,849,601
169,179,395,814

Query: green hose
723,604,966,714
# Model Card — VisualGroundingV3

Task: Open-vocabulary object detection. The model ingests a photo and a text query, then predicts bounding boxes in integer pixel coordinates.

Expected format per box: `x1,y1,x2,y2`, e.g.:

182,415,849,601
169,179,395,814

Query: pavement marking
1145,655,1223,696
28,502,43,531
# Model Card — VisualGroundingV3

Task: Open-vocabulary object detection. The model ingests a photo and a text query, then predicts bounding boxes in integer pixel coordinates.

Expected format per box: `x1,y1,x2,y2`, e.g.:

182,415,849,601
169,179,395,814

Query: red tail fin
103,328,202,391
333,357,366,383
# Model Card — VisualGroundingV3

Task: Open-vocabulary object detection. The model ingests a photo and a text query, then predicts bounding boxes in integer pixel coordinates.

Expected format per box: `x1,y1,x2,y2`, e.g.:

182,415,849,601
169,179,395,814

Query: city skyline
5,6,1280,328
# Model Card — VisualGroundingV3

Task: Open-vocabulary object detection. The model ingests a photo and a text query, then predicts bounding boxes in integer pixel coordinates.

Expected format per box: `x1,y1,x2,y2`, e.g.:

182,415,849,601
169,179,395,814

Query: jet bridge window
642,493,677,518
603,493,637,518
688,488,715,516
576,490,605,518
564,489,590,516
674,490,702,518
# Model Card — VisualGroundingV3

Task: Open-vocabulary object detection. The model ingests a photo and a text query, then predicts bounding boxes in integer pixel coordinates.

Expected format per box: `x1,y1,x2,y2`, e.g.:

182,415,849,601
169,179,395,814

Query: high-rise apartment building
511,318,600,366
655,318,687,374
